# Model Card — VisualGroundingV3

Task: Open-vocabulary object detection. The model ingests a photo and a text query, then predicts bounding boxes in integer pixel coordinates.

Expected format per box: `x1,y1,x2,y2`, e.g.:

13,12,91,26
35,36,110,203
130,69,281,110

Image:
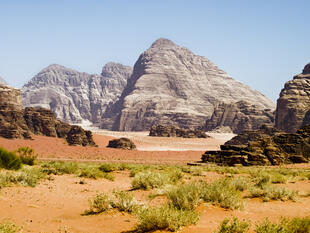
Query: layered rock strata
201,125,309,166
102,38,275,131
275,63,310,132
22,63,132,125
0,84,96,146
149,124,209,138
204,101,274,134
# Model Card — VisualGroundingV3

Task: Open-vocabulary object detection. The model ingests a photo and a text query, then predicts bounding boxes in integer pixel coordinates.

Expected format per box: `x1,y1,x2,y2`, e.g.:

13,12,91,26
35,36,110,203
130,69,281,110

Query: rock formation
201,124,309,166
204,101,274,134
102,38,275,131
0,84,96,146
22,62,132,125
0,76,7,85
107,137,136,150
275,63,310,132
149,124,209,138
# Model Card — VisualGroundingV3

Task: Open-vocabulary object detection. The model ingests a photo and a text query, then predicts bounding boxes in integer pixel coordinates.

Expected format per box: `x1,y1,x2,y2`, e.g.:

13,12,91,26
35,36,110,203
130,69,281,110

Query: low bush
182,166,203,176
15,147,36,166
85,193,113,214
99,163,117,173
112,191,142,213
0,147,21,170
0,220,20,233
131,169,182,190
255,217,310,233
216,217,250,233
167,182,202,210
248,184,298,202
135,205,199,232
200,178,244,210
41,161,79,175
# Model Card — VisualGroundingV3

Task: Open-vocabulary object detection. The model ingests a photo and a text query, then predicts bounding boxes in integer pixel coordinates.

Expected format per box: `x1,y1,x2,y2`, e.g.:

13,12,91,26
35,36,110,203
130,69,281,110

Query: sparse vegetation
216,217,250,233
15,147,37,166
0,147,22,170
135,204,199,232
85,193,112,214
0,220,20,233
255,217,310,233
112,191,142,213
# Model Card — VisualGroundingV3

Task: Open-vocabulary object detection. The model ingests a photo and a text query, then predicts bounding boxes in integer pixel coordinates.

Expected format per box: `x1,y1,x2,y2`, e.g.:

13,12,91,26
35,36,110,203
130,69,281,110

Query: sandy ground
0,131,234,165
0,170,309,233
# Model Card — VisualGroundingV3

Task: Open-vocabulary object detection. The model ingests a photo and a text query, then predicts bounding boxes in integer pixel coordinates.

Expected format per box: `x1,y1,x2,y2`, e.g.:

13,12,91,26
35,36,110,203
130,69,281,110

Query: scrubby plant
99,163,117,173
167,182,202,210
255,217,310,233
112,191,142,213
41,161,79,175
131,169,183,190
15,147,36,166
135,204,199,232
0,147,21,170
85,193,113,214
200,178,244,210
248,185,298,202
182,166,203,176
216,217,250,233
0,220,20,233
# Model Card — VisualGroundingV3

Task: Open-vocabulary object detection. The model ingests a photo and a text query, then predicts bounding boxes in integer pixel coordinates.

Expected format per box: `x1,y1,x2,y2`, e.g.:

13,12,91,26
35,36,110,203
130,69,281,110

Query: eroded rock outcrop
102,38,275,131
0,84,96,146
204,101,274,134
22,62,132,125
107,137,136,150
149,124,209,138
201,124,309,166
275,63,310,133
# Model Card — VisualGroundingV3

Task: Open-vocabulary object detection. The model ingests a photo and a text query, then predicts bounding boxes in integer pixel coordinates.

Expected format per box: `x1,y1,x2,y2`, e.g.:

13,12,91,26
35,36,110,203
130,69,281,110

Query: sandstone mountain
22,62,132,125
0,76,7,85
204,100,274,134
0,84,96,146
102,38,275,131
275,63,310,132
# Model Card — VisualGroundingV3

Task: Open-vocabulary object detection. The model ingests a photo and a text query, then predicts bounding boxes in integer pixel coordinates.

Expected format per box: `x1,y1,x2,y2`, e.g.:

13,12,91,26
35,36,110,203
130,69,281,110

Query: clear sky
0,0,309,101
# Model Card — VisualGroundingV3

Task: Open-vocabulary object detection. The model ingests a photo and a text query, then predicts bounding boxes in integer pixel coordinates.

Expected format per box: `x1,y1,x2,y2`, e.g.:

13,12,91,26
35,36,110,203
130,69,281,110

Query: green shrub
0,166,46,188
85,193,112,214
0,147,21,170
99,163,117,173
182,166,203,176
255,217,310,233
15,147,36,166
132,169,182,190
135,205,199,232
167,182,202,210
200,179,244,210
248,185,298,202
112,191,141,213
41,161,79,175
0,220,20,233
216,217,250,233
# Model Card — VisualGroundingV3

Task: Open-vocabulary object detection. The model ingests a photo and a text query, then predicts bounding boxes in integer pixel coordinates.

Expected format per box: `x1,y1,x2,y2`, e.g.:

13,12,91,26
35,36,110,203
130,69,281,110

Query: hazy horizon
1,0,309,101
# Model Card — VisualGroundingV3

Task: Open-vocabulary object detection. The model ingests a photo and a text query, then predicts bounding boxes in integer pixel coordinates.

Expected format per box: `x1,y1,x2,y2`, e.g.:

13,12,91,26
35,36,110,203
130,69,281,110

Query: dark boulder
149,124,209,138
107,137,136,150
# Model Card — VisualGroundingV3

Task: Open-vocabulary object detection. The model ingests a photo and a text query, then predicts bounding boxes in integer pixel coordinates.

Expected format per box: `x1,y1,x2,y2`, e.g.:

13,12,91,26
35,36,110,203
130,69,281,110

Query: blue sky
0,0,309,101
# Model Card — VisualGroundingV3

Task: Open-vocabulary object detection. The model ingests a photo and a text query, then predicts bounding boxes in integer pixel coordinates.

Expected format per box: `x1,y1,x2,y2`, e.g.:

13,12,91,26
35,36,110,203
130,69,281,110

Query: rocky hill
0,76,7,85
22,62,132,125
275,63,310,132
204,100,274,134
0,84,96,146
102,38,275,131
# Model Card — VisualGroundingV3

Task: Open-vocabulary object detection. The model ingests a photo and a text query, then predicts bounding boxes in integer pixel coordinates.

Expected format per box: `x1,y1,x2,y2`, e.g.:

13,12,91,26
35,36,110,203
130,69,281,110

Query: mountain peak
302,63,310,75
150,38,176,48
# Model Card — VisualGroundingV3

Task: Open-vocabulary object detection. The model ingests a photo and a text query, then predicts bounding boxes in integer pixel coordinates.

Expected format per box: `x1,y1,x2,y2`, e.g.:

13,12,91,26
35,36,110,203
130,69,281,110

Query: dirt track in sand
0,131,234,165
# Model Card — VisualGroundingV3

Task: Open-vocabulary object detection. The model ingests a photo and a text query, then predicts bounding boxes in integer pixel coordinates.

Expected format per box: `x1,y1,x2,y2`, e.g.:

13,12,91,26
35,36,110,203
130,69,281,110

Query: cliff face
204,101,274,134
0,84,96,146
22,63,132,125
102,38,275,131
275,63,310,132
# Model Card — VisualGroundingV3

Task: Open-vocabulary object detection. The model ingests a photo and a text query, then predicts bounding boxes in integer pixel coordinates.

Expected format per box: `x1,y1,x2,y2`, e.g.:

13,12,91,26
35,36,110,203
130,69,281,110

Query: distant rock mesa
275,63,310,132
22,62,132,126
102,38,275,131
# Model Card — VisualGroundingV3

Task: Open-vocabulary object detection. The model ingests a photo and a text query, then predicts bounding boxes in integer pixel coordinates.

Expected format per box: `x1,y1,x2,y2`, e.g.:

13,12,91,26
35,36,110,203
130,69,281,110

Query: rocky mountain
102,38,275,131
0,76,7,85
275,63,310,132
22,62,132,125
204,100,274,134
0,83,96,146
